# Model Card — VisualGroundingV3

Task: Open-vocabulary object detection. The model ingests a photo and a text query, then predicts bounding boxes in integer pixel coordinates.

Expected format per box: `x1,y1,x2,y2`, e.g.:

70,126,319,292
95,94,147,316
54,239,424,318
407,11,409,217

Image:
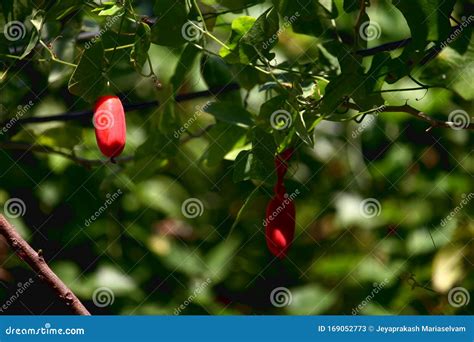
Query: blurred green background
0,0,472,315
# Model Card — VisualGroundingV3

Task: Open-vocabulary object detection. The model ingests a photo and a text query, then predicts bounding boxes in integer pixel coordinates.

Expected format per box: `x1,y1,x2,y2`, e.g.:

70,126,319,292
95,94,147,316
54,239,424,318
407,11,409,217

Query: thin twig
344,102,474,130
0,215,91,315
0,142,133,168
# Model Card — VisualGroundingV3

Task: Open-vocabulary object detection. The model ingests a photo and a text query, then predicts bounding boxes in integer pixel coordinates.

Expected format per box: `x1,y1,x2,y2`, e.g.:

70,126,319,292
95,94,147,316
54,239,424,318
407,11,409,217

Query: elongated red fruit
93,95,126,158
265,188,296,259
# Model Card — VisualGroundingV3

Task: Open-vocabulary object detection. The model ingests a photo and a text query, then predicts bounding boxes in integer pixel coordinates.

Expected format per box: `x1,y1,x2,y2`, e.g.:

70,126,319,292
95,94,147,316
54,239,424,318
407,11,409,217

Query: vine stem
0,215,91,315
5,83,472,131
39,40,77,68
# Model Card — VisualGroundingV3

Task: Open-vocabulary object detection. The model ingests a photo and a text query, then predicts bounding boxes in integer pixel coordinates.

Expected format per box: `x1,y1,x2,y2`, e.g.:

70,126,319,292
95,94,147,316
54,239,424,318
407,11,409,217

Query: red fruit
274,148,294,182
93,95,126,158
265,190,296,259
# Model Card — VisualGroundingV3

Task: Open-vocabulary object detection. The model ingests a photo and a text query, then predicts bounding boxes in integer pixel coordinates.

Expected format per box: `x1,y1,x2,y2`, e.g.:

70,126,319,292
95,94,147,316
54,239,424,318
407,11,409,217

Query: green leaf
161,241,207,276
205,238,241,281
273,0,332,37
204,102,253,127
239,7,279,61
37,126,82,150
19,9,44,59
233,127,276,183
394,0,455,47
220,16,256,62
294,109,312,147
151,0,189,46
171,44,200,93
68,43,106,103
227,185,261,237
130,22,151,73
221,7,279,64
287,284,337,314
201,55,242,102
98,4,124,16
45,1,83,20
419,42,474,101
320,61,364,116
343,0,359,13
214,0,265,11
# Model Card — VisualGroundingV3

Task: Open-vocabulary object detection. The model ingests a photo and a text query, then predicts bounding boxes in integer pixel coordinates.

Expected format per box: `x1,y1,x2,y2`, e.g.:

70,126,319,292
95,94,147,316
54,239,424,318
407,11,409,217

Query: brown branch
344,103,474,130
0,215,91,315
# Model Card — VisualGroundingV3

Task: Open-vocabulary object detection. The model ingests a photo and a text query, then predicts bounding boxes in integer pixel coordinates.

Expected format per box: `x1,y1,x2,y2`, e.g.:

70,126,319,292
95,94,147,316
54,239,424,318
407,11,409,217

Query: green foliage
0,0,472,316
130,22,151,73
68,43,106,103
